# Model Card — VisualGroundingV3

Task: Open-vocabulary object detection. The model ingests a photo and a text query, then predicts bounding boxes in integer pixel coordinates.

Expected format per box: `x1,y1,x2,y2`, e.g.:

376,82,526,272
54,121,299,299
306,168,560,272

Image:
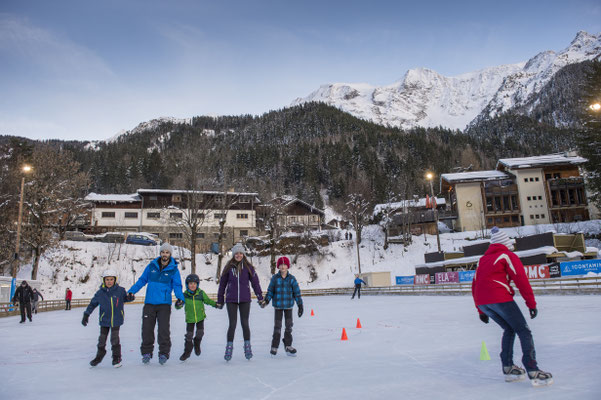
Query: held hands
298,304,304,318
82,313,89,327
215,303,224,309
259,299,269,308
529,308,538,319
126,293,135,302
479,313,489,324
174,299,184,309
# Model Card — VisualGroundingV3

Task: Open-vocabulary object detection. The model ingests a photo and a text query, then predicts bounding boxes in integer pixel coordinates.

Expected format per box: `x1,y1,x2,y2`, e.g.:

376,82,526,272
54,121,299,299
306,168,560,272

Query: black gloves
258,299,267,308
126,293,135,302
479,313,489,324
215,303,224,309
529,308,538,319
82,313,89,327
298,304,304,318
174,299,184,308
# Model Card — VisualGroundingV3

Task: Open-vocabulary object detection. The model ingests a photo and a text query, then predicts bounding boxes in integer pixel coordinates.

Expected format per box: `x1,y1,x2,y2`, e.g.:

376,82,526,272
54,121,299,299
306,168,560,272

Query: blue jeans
478,301,538,372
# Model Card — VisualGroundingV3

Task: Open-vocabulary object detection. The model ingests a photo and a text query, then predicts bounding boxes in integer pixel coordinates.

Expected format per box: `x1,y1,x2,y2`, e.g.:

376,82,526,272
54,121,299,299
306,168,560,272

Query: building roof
85,193,141,203
270,196,325,215
441,170,510,184
137,188,259,196
496,154,587,170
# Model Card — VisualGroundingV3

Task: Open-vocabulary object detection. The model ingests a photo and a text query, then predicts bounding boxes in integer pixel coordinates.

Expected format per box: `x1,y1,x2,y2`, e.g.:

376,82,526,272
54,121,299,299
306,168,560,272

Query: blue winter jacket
84,284,131,327
128,257,185,304
265,271,303,309
354,278,366,286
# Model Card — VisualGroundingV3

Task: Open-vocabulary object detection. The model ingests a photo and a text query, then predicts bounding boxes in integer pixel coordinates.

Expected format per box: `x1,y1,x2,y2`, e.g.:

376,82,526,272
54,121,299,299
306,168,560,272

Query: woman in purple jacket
217,243,263,361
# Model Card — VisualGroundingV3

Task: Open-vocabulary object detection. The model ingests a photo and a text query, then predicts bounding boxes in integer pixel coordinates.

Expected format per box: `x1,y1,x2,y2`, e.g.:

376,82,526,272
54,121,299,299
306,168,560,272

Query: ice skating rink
1,295,600,400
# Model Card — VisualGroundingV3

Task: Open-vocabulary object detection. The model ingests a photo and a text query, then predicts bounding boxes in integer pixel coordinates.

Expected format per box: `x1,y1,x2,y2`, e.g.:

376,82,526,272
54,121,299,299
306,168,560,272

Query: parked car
64,231,93,241
94,232,125,243
126,233,158,246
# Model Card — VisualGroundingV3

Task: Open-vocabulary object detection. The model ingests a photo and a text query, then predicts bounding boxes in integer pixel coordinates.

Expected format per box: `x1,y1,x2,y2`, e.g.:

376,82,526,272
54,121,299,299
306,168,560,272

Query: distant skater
12,281,34,323
65,288,72,310
32,288,44,314
351,274,366,299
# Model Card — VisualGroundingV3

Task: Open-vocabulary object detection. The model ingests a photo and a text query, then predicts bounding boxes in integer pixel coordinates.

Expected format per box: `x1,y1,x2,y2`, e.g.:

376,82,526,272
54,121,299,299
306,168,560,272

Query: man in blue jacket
128,242,185,365
351,274,367,299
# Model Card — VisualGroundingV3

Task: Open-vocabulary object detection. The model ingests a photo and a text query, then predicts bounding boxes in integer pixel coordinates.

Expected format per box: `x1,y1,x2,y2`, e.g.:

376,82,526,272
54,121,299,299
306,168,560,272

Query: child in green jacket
175,273,218,361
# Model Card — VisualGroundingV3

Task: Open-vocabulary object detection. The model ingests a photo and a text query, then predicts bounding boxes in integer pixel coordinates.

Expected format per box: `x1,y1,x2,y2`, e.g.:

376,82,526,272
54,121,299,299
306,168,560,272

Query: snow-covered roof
441,170,510,183
415,246,559,269
373,197,446,215
497,154,587,170
137,189,259,196
85,193,141,203
270,196,325,215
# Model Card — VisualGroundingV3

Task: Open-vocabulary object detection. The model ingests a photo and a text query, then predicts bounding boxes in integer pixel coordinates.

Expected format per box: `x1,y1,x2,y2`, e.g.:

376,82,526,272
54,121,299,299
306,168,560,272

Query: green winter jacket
182,288,217,323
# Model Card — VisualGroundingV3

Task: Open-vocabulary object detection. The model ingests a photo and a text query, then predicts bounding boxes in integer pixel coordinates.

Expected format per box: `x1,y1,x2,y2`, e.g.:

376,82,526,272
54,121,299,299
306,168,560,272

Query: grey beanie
231,242,246,255
160,242,173,254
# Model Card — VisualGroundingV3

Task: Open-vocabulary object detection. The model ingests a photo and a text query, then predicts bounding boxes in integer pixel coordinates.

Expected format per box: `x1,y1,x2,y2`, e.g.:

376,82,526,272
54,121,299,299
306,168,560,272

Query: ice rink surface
1,295,600,399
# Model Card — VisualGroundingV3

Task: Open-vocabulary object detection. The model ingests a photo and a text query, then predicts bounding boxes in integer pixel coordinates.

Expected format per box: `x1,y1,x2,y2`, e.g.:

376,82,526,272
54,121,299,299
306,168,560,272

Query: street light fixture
425,172,441,253
11,164,33,278
589,103,600,111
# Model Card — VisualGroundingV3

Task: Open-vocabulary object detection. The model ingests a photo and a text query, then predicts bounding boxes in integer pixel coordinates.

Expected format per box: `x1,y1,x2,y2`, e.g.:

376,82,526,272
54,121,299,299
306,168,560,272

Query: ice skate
112,355,122,368
180,341,193,361
270,347,278,357
244,340,253,360
142,353,152,364
528,370,553,387
158,353,169,365
503,365,526,382
90,347,106,367
194,337,201,356
224,342,233,362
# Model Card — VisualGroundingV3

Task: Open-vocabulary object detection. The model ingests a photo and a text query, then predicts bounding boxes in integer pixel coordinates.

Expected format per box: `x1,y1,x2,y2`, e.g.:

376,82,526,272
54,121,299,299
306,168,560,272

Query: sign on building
396,276,415,285
560,259,601,276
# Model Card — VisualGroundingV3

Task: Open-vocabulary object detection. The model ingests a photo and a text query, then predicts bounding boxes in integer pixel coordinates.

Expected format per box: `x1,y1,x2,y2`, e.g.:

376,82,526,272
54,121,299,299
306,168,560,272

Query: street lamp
589,103,600,111
11,164,33,278
426,172,441,253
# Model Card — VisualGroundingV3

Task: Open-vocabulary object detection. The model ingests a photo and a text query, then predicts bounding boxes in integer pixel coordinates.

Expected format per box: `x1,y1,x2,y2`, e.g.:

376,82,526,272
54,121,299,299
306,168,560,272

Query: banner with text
560,259,601,276
458,270,476,282
523,264,550,279
396,276,415,285
435,271,460,284
414,274,431,285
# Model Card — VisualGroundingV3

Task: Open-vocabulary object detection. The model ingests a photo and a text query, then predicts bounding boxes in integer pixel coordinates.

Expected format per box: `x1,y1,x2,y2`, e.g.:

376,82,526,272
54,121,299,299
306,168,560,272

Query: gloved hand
258,299,267,308
215,303,224,309
298,304,304,318
126,293,135,302
82,313,89,327
479,313,489,324
529,308,538,319
174,299,184,309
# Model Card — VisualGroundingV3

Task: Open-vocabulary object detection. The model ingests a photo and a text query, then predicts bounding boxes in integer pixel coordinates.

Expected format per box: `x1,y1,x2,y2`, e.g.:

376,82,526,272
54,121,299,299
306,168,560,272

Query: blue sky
1,0,600,141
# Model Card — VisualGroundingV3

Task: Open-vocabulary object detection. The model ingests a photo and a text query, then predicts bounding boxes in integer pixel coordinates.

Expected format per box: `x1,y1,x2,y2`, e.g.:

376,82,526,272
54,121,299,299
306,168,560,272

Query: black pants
226,302,251,342
351,284,361,299
272,309,294,348
65,300,71,310
185,320,204,343
98,326,121,355
141,304,172,356
19,303,32,322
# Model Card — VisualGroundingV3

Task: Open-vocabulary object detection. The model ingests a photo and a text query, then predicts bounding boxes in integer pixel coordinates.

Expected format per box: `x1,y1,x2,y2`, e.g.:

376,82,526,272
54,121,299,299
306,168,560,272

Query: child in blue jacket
261,256,303,356
82,268,134,367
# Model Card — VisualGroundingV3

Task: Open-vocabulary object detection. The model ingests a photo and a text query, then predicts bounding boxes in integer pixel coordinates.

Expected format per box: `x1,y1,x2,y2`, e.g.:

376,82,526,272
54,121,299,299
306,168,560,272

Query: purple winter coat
217,260,263,304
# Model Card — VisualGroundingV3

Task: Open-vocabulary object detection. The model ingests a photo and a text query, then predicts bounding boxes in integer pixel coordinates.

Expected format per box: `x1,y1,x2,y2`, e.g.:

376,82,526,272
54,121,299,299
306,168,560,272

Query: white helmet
102,269,117,280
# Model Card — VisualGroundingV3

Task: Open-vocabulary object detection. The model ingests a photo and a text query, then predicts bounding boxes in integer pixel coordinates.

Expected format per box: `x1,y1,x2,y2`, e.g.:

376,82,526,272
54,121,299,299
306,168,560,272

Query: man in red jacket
65,288,72,310
472,227,553,386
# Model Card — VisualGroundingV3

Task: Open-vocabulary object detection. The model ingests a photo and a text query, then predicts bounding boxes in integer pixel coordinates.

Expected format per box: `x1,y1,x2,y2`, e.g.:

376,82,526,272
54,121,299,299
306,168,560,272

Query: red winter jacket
471,243,536,313
65,290,72,301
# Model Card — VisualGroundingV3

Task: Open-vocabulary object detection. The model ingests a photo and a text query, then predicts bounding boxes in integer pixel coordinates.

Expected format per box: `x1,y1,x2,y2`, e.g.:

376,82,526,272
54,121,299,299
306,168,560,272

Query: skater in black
82,269,134,367
351,274,367,299
12,281,34,323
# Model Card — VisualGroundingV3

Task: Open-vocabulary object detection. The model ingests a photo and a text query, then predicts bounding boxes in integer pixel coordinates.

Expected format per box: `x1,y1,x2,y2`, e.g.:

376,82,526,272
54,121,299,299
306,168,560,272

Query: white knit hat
160,242,173,254
231,242,246,255
490,227,514,248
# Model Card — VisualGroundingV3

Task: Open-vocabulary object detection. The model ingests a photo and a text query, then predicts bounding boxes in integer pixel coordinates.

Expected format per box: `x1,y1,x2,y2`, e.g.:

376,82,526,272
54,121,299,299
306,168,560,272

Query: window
494,197,501,212
504,216,509,223
213,232,227,239
545,174,552,180
239,230,248,237
486,197,493,212
151,233,160,238
147,212,160,219
239,196,250,203
511,215,519,223
511,195,519,210
502,195,510,211
170,212,183,219
124,212,138,219
149,195,158,201
101,212,115,218
194,213,205,220
530,215,535,220
196,232,205,239
535,177,539,182
527,196,531,201
214,213,226,220
529,178,534,182
169,232,183,239
540,214,545,219
524,178,528,182
553,173,560,178
535,214,540,219
214,195,225,204
172,194,182,202
487,217,493,223
538,196,542,200
236,213,248,219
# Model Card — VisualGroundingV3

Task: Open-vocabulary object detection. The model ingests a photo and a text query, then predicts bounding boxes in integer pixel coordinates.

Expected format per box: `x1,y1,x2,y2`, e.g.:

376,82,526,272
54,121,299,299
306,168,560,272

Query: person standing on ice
261,256,303,356
32,288,43,314
472,226,553,386
65,288,72,310
351,274,367,299
217,243,264,361
82,269,134,367
128,242,185,365
12,280,34,323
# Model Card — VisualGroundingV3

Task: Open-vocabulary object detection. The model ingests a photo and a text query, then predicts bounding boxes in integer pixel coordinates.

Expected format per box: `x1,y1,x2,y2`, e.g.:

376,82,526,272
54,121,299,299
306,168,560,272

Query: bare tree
215,189,239,281
262,197,287,275
345,192,371,274
379,190,397,250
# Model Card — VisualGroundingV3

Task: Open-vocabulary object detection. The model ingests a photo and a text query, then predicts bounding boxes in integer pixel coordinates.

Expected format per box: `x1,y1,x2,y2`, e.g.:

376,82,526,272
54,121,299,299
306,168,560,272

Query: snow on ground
15,220,601,300
1,295,600,399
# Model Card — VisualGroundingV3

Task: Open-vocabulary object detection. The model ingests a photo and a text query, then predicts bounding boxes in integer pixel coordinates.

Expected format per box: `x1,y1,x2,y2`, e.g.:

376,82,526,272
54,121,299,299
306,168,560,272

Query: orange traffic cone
341,328,348,341
311,309,315,316
356,318,362,328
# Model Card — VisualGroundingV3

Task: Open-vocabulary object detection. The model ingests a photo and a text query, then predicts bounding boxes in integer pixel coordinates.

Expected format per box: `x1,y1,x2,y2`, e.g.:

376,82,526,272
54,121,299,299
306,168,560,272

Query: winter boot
112,345,122,368
194,337,202,356
224,342,234,361
283,339,297,357
158,353,169,365
528,370,554,387
503,365,526,382
90,347,107,367
270,347,278,356
244,340,253,360
180,341,193,361
142,353,152,364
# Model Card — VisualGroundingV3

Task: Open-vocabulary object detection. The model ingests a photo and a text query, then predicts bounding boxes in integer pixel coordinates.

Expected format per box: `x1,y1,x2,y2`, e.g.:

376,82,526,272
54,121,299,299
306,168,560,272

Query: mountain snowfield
17,220,601,300
292,31,601,131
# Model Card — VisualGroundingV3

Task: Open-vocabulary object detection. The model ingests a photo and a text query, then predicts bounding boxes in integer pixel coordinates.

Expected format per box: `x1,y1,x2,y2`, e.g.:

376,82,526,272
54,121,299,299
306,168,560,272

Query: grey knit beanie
231,242,246,255
490,227,514,248
160,242,173,255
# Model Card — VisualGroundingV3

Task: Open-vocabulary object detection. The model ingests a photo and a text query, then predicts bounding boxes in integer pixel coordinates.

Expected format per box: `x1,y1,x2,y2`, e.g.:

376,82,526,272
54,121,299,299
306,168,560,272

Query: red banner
414,274,431,285
523,264,550,279
435,271,460,284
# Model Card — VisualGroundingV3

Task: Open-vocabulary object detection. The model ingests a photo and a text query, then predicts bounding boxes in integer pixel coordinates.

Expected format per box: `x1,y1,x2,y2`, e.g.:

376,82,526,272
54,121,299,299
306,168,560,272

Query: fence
1,276,599,318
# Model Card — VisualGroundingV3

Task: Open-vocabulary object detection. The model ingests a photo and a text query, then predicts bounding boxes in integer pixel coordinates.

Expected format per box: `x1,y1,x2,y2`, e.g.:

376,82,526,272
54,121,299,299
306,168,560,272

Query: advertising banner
395,276,415,285
560,259,601,276
523,264,550,279
548,263,561,278
459,270,476,282
414,274,431,285
435,271,460,284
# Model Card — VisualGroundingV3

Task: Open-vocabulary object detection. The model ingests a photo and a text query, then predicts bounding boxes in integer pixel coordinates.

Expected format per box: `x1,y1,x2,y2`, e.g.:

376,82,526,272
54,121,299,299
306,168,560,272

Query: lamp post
11,164,33,278
589,103,600,112
426,172,441,253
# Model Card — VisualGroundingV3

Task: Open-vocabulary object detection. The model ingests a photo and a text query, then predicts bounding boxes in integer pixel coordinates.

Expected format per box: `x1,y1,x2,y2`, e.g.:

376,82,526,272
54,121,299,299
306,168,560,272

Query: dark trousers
65,300,71,310
98,326,121,355
271,309,294,348
141,303,172,356
351,284,361,299
226,302,251,342
185,320,204,343
478,301,538,372
19,303,32,322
